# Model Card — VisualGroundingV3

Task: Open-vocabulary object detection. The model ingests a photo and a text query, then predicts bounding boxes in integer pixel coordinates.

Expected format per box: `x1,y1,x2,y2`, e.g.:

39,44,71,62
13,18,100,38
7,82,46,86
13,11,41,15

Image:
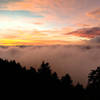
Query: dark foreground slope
0,58,100,100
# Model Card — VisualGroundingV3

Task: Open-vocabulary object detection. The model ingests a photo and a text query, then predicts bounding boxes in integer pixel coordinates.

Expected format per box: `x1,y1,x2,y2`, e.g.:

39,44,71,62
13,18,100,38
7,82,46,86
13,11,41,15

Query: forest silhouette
0,58,100,100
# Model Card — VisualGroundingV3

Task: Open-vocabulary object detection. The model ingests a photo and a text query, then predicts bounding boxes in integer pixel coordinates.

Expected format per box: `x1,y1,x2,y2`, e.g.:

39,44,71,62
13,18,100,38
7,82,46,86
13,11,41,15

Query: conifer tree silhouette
61,74,73,88
1,58,100,99
87,67,100,100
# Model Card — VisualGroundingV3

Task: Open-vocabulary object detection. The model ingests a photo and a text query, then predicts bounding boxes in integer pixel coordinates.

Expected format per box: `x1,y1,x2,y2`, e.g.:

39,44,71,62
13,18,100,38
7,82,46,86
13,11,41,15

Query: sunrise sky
1,0,100,45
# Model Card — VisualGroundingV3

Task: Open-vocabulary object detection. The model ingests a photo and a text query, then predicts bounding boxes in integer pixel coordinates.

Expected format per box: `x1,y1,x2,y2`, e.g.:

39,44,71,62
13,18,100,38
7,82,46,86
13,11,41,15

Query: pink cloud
87,8,100,20
66,27,100,38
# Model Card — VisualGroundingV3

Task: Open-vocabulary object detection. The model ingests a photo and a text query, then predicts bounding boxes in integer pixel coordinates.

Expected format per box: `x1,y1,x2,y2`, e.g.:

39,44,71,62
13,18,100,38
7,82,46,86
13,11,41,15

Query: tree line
0,58,100,100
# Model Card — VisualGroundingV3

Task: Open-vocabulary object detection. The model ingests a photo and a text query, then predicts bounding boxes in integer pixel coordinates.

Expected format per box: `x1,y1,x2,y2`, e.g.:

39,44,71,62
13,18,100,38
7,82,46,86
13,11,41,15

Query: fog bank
0,45,100,86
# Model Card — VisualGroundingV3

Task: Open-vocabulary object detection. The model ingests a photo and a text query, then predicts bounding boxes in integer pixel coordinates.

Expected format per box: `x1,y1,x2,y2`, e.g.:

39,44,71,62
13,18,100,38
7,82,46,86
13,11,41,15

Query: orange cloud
76,24,91,28
2,35,18,39
87,8,100,20
33,22,43,25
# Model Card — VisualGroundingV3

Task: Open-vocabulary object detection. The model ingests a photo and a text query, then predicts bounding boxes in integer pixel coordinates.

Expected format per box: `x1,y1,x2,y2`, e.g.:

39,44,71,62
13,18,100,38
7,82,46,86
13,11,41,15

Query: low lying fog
0,45,100,86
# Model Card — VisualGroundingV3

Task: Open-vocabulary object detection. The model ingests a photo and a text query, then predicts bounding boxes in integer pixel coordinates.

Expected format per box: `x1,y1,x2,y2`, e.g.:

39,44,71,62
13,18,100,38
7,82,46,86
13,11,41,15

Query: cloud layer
0,45,100,86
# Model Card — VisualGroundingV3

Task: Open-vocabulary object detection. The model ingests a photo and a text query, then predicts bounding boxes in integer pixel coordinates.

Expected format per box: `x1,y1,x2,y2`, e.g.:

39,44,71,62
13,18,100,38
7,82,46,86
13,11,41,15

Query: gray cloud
0,0,24,8
0,0,23,3
89,36,100,43
0,45,100,86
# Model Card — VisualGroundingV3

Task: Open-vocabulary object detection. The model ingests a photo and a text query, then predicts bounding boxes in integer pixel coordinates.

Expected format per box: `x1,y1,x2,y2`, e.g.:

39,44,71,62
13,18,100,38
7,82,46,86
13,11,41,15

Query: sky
1,0,100,85
0,0,100,45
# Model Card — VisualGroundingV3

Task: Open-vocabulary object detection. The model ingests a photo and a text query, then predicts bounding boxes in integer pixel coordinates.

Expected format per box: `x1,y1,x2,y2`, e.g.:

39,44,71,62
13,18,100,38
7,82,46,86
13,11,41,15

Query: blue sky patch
0,10,44,18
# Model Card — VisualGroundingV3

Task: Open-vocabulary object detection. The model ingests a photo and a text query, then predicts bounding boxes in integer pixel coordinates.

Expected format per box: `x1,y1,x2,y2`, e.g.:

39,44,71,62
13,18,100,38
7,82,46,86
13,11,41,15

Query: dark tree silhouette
88,67,100,87
74,83,86,100
1,58,100,99
38,61,52,78
61,74,73,88
87,67,100,100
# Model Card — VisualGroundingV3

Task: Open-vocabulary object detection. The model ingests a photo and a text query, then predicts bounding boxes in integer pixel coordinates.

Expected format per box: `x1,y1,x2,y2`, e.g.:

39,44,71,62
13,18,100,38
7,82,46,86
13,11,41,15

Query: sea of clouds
0,45,100,86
